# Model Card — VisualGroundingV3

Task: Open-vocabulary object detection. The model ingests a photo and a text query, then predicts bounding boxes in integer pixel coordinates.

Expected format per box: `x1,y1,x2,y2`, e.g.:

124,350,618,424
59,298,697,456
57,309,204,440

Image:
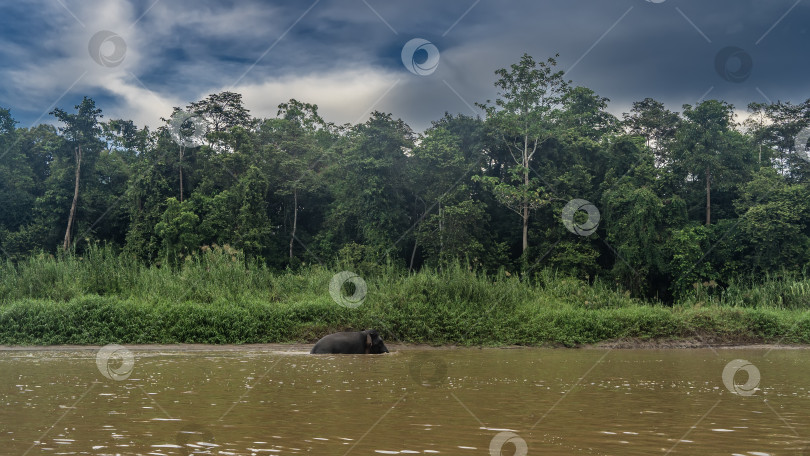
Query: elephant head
363,329,389,354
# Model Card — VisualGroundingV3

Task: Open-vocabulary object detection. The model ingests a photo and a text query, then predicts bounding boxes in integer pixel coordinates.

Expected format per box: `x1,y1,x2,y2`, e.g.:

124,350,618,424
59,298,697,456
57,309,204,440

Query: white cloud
228,67,402,125
92,66,406,129
99,74,180,126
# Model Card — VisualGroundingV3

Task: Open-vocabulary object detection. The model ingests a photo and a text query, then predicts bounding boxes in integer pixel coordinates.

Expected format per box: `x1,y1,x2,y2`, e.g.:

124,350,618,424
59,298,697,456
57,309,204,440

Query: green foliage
623,97,680,161
0,55,809,308
601,167,666,295
666,223,716,297
317,111,415,258
733,168,810,272
1,250,809,345
155,198,201,263
475,53,570,256
416,200,490,268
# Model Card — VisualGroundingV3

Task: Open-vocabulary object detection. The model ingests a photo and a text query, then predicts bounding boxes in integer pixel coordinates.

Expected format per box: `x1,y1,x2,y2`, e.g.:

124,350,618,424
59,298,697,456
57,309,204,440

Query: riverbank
2,341,810,351
1,249,810,346
1,293,809,346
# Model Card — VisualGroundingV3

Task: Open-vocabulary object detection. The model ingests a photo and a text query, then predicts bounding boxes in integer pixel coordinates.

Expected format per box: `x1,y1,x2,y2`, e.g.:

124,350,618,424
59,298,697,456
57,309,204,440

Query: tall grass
1,245,809,345
706,273,810,309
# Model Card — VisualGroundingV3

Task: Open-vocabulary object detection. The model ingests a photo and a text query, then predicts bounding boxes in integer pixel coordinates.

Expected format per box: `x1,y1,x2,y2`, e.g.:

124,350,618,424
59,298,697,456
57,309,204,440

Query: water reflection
0,347,808,454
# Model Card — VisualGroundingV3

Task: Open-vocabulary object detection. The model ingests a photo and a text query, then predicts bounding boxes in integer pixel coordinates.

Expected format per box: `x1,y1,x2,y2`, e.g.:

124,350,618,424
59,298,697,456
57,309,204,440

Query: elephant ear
365,334,372,354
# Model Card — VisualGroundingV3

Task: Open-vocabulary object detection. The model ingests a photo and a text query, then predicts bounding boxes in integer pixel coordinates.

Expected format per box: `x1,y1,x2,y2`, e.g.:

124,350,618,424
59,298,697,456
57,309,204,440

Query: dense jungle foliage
2,53,810,304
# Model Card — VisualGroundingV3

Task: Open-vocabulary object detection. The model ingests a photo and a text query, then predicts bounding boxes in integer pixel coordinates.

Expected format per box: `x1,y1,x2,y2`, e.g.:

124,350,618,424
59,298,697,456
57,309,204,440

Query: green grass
1,245,809,346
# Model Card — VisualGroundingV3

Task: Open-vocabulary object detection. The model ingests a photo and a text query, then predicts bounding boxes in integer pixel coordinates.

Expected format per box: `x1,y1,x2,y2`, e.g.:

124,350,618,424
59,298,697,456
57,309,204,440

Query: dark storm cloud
379,0,810,126
0,0,807,130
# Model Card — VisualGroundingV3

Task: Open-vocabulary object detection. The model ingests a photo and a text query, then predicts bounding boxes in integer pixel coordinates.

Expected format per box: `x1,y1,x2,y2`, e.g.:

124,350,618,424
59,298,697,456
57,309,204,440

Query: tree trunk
179,146,184,202
410,197,427,272
409,239,418,272
438,201,443,260
63,145,82,251
522,209,529,251
705,166,711,226
522,135,530,253
289,188,298,259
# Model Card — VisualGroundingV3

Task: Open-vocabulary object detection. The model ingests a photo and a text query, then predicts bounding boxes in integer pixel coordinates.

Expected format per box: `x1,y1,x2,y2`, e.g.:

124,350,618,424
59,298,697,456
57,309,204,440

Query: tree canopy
1,54,809,301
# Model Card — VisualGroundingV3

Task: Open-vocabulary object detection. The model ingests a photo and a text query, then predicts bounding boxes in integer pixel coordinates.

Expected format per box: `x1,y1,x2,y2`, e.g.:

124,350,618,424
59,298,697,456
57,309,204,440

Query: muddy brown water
1,346,809,455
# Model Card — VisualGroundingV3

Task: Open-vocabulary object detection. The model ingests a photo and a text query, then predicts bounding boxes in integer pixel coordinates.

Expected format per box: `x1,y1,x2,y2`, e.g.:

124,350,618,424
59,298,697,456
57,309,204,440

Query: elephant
310,330,390,354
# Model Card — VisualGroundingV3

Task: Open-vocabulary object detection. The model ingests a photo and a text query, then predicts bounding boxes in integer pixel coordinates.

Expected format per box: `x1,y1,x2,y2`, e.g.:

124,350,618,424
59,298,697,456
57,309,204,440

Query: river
1,345,808,455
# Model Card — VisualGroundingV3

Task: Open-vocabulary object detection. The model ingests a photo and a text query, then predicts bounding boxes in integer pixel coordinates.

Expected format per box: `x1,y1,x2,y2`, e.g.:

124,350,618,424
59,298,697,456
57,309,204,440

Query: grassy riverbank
1,247,809,346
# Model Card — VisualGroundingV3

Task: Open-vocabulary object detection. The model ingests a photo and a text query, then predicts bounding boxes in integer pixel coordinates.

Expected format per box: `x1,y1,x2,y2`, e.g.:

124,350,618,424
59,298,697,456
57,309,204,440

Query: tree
410,123,477,268
622,97,680,163
600,141,668,296
559,86,618,139
232,166,274,259
161,107,206,202
0,108,36,257
7,79,810,302
744,102,770,166
187,91,254,135
123,122,174,261
733,168,810,273
155,197,201,264
416,200,492,268
272,99,330,260
476,53,570,256
671,100,748,225
0,108,29,233
102,119,143,154
50,97,103,250
79,120,137,247
745,100,810,180
318,111,415,260
5,124,62,255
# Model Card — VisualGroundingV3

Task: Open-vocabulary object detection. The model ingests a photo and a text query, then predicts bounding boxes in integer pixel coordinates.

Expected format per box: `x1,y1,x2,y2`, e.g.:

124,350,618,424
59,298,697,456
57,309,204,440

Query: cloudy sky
1,0,808,132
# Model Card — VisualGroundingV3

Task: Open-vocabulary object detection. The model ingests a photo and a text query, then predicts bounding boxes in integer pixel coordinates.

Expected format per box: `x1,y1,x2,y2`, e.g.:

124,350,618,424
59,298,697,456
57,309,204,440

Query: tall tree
672,100,740,225
476,53,570,256
50,97,103,250
163,107,206,202
273,99,330,260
